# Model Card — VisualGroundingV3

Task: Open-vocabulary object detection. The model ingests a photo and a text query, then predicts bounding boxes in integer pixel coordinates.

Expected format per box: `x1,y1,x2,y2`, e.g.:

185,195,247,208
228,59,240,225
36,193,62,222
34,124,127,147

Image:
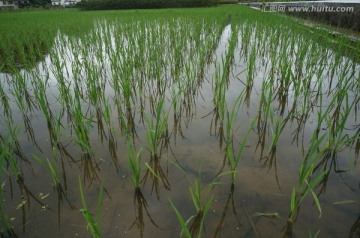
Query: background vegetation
77,0,217,10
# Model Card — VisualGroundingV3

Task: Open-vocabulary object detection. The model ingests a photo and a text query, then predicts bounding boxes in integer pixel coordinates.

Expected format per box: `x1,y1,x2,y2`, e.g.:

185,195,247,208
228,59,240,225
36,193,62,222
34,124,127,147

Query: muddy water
0,19,359,238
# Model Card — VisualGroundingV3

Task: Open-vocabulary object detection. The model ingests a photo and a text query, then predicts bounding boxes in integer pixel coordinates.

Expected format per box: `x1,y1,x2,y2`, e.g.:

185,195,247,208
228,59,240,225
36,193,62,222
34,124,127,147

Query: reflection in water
15,176,51,233
349,214,360,238
79,153,101,186
129,188,160,238
0,181,18,237
54,183,76,227
282,220,293,238
141,156,170,199
213,183,240,238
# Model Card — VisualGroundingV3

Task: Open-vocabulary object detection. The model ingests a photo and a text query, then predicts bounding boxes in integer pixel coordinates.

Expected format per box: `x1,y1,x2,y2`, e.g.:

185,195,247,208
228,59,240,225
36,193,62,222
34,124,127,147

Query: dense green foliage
16,0,51,8
77,0,216,10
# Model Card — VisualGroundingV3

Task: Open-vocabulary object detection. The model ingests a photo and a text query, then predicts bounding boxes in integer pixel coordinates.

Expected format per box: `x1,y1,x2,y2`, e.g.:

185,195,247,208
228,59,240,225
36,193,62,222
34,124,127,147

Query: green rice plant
0,79,11,119
167,158,223,237
317,80,357,157
254,78,274,158
84,60,105,110
308,230,321,238
101,97,112,128
211,61,227,144
224,93,257,184
225,118,256,185
169,84,185,142
257,111,288,175
11,69,36,111
32,73,53,127
213,61,227,120
219,23,237,82
78,177,104,238
169,180,213,238
289,134,329,223
265,115,288,164
33,155,61,188
52,55,72,111
127,141,143,190
70,92,93,156
144,97,169,160
246,43,256,88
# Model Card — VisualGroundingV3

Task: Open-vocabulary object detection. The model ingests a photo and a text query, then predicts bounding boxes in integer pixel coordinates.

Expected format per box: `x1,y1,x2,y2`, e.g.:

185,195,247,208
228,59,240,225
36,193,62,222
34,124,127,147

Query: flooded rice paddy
0,6,360,238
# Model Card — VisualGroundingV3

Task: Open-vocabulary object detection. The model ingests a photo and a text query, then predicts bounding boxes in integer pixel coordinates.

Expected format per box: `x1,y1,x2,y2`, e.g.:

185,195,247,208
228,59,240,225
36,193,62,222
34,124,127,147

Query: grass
0,4,359,238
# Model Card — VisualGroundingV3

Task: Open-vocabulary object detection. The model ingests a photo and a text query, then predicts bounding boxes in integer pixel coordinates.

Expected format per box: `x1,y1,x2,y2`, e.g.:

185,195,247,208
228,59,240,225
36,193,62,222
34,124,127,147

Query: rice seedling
288,134,329,223
262,115,288,169
144,97,169,160
33,155,61,188
308,230,321,238
70,93,93,156
225,118,256,185
127,141,143,190
223,92,257,184
32,71,54,127
246,43,257,89
78,176,104,238
0,79,11,119
170,180,214,238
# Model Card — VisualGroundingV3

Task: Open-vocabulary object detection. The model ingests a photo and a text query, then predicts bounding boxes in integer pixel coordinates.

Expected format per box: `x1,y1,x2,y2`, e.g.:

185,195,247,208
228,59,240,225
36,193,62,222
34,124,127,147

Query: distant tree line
77,0,218,10
238,0,308,2
18,0,51,8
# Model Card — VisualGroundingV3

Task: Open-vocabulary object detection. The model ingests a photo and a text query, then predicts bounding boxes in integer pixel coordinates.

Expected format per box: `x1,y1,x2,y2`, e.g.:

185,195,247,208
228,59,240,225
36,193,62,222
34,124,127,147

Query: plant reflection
129,188,160,238
213,183,240,238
